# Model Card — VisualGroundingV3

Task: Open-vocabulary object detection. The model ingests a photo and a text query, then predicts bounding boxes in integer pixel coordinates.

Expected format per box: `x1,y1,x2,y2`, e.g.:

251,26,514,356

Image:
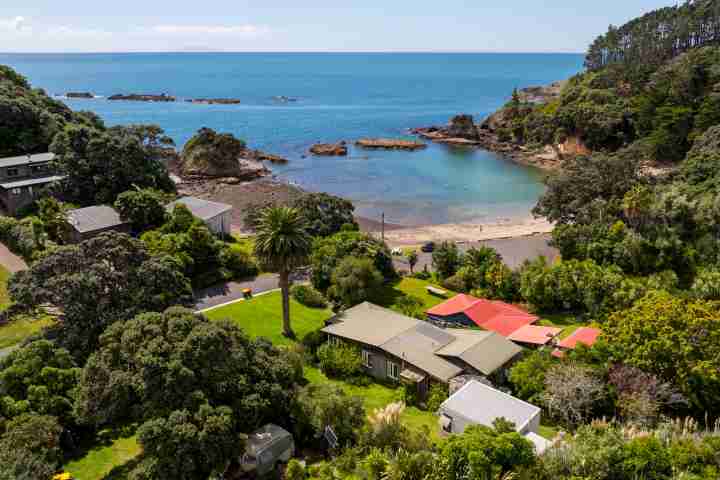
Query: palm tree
254,206,312,338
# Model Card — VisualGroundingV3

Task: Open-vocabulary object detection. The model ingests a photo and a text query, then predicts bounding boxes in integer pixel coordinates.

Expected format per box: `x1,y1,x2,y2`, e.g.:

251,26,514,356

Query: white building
437,380,552,454
166,196,233,236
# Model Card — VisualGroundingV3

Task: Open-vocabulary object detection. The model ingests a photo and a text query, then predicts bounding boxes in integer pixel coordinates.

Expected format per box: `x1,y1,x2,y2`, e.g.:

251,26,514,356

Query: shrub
220,246,259,279
291,284,327,308
442,274,466,293
432,241,461,279
0,216,38,261
285,459,306,480
328,257,384,308
317,342,363,380
301,329,328,361
426,383,449,412
292,384,365,448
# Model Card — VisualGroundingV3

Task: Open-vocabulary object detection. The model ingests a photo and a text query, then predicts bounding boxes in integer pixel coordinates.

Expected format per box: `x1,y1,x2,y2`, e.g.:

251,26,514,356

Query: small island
185,98,242,105
108,93,176,102
355,138,426,150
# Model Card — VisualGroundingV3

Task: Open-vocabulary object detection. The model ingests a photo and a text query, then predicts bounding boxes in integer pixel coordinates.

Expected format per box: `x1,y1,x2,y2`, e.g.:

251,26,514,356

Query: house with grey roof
166,196,232,235
65,205,130,243
437,380,552,454
0,153,65,215
321,302,522,399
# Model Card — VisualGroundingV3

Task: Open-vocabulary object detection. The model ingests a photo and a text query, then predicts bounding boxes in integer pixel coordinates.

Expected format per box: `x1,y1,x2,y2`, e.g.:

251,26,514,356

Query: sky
0,1,677,53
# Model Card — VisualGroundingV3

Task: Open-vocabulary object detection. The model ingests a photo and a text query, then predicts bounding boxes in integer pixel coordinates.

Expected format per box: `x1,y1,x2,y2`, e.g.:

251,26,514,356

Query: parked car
421,242,435,253
240,424,295,476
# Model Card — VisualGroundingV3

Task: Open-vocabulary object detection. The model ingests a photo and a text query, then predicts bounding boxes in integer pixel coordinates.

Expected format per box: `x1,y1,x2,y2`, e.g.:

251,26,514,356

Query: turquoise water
0,53,583,225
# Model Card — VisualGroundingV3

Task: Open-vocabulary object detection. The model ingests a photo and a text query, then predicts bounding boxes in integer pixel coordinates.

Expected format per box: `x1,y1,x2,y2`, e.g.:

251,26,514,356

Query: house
65,205,130,243
0,153,64,215
321,302,522,398
437,380,552,453
552,327,602,358
166,196,232,235
507,325,562,347
426,293,539,336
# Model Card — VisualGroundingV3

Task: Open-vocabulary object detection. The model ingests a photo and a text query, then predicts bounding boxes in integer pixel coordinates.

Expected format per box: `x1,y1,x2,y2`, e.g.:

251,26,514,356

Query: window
386,360,400,380
330,336,342,347
10,188,21,195
6,168,18,177
361,350,372,368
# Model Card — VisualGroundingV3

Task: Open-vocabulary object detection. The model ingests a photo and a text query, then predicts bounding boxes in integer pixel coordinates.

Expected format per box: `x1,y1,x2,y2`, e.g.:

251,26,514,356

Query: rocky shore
108,93,176,102
355,138,427,150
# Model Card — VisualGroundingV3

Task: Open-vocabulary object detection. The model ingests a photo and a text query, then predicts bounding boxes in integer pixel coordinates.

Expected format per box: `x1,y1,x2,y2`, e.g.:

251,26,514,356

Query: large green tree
9,232,193,361
253,206,312,338
292,192,358,237
0,414,63,480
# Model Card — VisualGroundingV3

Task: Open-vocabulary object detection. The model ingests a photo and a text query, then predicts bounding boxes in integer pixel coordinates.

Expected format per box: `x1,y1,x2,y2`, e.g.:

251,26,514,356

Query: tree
293,192,358,237
36,197,72,243
9,232,193,361
114,188,167,232
509,350,554,403
407,250,418,274
542,363,606,427
432,242,461,279
329,257,384,308
0,340,79,426
602,291,720,415
0,414,63,480
50,124,175,206
254,206,312,338
292,383,365,447
130,404,241,480
74,307,301,430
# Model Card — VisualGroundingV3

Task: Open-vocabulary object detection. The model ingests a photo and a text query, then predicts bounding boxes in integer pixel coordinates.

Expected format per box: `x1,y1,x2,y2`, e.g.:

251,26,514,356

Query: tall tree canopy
9,232,192,361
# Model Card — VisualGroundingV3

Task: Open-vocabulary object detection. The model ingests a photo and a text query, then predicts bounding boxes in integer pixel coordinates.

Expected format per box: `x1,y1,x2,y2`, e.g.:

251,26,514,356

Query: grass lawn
537,312,585,339
374,277,456,314
204,291,333,345
537,424,560,440
0,264,10,308
0,314,55,349
64,434,140,480
304,367,440,440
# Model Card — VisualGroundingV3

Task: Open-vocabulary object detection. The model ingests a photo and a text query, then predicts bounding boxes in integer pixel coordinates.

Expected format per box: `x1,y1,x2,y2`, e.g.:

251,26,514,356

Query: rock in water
179,127,269,180
447,114,480,140
355,138,426,150
66,92,94,99
186,98,242,105
310,142,348,156
108,93,176,102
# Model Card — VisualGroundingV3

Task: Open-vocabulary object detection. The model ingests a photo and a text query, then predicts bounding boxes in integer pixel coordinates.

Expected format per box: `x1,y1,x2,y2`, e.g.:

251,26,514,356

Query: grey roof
440,380,541,432
0,175,65,189
67,205,125,233
0,153,55,168
166,196,232,221
438,329,523,375
322,303,521,381
246,424,292,456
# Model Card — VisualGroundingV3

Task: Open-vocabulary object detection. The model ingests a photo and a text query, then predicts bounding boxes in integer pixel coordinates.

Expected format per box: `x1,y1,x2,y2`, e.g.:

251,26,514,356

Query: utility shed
166,196,232,235
65,205,130,243
438,380,541,435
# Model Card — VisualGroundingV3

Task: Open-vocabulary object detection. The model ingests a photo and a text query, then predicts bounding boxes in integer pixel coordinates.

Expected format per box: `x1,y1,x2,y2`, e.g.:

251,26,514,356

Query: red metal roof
557,327,601,349
508,325,562,345
427,294,539,337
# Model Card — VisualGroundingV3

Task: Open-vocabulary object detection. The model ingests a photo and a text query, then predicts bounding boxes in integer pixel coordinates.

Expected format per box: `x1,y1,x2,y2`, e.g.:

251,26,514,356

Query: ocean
0,52,583,225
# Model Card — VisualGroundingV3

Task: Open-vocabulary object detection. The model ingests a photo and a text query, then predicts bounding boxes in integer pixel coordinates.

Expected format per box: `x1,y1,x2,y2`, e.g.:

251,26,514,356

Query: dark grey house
0,153,64,215
65,205,130,243
322,302,522,399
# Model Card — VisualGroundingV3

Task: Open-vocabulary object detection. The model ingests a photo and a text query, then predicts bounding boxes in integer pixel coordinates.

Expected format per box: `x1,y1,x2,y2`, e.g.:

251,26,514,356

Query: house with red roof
426,294,539,337
551,327,602,358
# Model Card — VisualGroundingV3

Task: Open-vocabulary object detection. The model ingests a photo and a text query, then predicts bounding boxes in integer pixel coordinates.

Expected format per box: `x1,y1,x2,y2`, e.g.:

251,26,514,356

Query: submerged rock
186,98,242,105
355,138,426,150
108,93,176,102
310,142,348,156
66,92,94,99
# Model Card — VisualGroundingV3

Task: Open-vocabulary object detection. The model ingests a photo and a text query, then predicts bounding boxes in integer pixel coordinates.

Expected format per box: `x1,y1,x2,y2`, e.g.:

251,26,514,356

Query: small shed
241,424,295,476
438,380,541,435
65,205,130,243
166,196,232,235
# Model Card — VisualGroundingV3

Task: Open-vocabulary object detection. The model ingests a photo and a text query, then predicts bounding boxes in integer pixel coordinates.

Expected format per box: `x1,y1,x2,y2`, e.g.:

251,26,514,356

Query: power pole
381,212,385,242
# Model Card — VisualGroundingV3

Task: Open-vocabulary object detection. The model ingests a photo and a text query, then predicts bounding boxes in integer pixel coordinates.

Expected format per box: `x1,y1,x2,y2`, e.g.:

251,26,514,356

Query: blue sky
0,1,676,53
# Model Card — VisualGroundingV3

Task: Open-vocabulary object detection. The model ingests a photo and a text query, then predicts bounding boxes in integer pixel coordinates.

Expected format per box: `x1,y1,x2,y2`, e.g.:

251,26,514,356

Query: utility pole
381,212,385,242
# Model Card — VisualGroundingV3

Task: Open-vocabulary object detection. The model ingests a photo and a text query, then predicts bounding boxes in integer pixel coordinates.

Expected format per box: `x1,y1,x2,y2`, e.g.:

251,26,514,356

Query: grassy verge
64,434,140,480
304,367,439,440
204,291,333,345
0,264,10,308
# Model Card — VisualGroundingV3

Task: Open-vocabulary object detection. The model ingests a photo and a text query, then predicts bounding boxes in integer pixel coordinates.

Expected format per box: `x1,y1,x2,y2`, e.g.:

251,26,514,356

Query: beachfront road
392,233,558,272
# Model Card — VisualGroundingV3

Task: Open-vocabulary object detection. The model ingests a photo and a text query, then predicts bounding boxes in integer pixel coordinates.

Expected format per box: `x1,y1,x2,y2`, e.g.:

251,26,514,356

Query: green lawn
204,291,333,345
374,277,457,313
0,314,54,349
0,264,10,308
64,434,140,480
537,312,585,339
304,367,440,440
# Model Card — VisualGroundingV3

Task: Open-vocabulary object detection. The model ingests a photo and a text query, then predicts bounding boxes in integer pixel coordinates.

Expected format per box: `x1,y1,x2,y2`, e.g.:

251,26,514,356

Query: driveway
194,274,280,311
393,233,559,273
0,242,27,273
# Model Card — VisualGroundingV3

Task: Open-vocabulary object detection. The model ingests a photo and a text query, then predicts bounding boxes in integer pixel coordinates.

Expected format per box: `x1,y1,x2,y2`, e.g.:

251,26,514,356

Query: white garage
166,196,233,236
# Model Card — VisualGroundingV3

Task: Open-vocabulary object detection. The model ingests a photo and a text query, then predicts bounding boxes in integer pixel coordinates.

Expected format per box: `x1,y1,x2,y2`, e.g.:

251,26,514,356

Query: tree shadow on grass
102,457,142,480
370,278,407,308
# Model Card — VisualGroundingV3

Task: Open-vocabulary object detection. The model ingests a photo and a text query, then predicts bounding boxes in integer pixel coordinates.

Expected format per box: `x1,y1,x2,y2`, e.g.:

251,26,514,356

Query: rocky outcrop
310,142,348,156
446,114,480,140
178,127,269,180
108,93,176,102
355,138,426,150
66,92,94,99
517,81,565,104
248,150,289,164
186,98,242,105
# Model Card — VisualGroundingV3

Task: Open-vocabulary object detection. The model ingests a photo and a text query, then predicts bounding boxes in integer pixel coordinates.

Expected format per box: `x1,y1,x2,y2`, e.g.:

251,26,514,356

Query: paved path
193,274,280,311
393,233,559,273
0,242,27,273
